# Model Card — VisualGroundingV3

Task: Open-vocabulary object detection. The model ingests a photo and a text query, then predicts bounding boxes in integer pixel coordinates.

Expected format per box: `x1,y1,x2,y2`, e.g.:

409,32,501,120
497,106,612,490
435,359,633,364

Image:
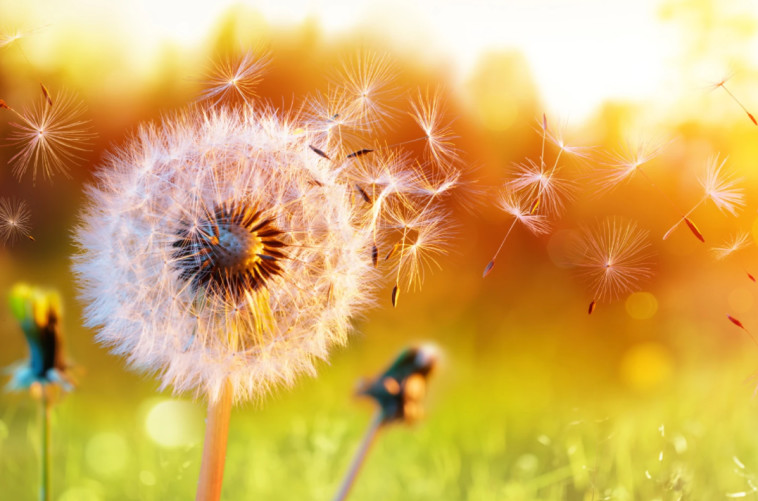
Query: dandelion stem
40,387,50,501
195,379,232,501
333,411,383,501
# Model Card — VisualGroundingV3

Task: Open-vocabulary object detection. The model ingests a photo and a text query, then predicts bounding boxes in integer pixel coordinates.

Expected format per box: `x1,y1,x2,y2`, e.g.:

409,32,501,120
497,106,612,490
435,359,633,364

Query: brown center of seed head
172,203,287,299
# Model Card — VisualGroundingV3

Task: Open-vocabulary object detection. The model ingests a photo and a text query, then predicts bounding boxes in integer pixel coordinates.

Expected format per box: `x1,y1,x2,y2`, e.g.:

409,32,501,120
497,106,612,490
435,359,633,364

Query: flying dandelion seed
712,233,751,260
0,25,46,50
408,87,458,167
199,51,269,107
0,197,33,244
727,314,758,348
339,51,396,131
595,139,666,192
4,91,94,183
663,155,744,240
483,188,550,277
507,159,575,217
711,76,757,126
574,218,653,314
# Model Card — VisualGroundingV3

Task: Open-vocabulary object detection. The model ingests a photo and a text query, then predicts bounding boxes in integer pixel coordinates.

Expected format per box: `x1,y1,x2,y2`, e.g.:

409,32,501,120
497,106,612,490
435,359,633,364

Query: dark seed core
172,203,286,298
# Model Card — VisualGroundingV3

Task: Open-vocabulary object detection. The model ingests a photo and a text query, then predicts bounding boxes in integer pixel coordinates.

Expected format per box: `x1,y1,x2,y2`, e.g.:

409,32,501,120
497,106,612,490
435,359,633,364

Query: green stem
333,411,383,501
40,388,50,501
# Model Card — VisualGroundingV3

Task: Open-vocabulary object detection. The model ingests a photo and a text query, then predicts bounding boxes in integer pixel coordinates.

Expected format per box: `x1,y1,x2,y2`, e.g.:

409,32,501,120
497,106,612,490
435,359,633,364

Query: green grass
2,337,758,501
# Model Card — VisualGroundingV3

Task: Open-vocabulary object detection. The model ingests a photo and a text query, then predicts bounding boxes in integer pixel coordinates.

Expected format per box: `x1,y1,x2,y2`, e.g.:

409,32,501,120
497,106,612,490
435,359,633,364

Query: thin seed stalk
196,379,233,501
40,388,50,501
333,411,384,501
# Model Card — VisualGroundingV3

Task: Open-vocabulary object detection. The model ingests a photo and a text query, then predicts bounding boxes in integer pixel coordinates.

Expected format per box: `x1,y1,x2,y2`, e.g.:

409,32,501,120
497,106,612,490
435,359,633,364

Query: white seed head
73,61,459,405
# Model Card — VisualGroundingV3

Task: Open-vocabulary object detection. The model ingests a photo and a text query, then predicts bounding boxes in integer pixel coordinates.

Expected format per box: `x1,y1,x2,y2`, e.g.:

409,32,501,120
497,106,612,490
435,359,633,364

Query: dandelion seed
6,91,94,183
712,76,757,126
409,87,458,167
664,155,743,241
727,314,758,348
699,155,744,216
684,218,705,243
0,99,10,109
0,197,32,245
309,144,330,160
391,285,399,307
543,120,592,160
346,148,373,159
339,51,396,130
575,218,653,312
199,51,269,107
712,232,750,260
40,83,53,106
483,189,549,277
508,159,574,216
595,139,666,193
0,25,46,50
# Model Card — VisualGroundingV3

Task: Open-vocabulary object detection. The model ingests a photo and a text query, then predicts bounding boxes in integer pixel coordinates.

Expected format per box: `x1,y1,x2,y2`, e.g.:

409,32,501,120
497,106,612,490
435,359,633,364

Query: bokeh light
144,399,203,448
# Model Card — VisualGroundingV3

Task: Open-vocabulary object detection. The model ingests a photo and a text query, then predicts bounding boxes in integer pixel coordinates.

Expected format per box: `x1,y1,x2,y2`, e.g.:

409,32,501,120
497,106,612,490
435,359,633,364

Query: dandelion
663,155,744,240
3,91,93,183
199,51,269,107
7,283,76,501
73,55,459,500
574,218,653,314
339,51,396,131
0,197,33,244
334,344,438,501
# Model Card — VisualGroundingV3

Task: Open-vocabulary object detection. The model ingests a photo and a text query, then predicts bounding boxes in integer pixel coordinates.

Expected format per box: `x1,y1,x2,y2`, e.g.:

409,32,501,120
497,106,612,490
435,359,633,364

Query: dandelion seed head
0,197,32,245
699,155,744,216
73,58,458,404
575,217,653,302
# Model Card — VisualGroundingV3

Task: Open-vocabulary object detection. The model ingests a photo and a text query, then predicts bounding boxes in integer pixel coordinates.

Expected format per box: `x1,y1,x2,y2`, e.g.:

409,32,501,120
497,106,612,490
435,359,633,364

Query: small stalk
195,380,233,501
332,411,383,501
40,387,50,501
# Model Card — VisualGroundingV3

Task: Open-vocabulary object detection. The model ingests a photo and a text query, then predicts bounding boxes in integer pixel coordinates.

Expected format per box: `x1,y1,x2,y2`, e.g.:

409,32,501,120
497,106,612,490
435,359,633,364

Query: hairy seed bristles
0,25,46,50
699,155,744,216
0,197,33,245
483,188,550,277
663,155,744,240
574,218,653,312
595,138,667,193
712,232,751,261
199,51,269,107
409,87,458,168
6,91,94,183
338,51,397,132
508,159,575,217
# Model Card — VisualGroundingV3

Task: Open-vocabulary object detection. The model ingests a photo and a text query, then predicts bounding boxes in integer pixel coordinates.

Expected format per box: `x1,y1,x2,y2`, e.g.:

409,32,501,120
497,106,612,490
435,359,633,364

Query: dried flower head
699,155,744,216
5,91,93,183
73,58,459,404
6,283,74,393
0,197,32,244
574,218,653,312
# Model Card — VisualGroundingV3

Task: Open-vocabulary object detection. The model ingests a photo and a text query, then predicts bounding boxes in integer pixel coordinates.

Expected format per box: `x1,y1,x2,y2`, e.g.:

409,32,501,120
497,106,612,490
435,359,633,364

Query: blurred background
2,0,758,499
